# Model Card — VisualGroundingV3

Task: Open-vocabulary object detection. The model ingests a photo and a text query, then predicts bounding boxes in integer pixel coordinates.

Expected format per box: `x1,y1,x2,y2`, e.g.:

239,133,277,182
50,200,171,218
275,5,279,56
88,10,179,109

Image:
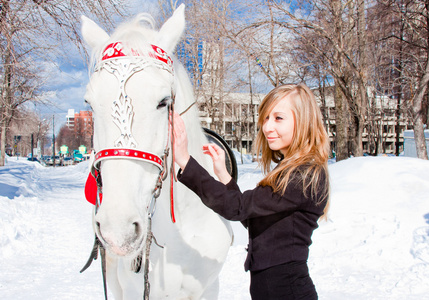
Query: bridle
91,41,177,218
81,41,178,300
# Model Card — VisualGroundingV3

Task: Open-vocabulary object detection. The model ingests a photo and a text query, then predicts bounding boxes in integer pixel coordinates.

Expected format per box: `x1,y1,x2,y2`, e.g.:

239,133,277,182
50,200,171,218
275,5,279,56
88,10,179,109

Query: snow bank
310,156,429,299
0,156,428,299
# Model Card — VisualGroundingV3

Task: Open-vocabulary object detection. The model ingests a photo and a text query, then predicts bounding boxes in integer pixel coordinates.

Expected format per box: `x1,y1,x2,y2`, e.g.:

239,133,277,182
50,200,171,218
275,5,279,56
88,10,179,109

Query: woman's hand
202,143,232,185
172,111,190,170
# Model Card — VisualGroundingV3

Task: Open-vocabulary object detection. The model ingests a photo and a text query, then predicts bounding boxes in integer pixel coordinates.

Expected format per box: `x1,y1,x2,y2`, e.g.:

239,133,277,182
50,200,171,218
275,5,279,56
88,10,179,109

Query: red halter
94,148,163,169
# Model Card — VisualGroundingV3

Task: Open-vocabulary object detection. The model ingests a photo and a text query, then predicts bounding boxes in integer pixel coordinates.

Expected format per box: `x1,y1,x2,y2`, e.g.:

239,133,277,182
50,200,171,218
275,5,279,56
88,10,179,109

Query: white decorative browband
100,42,174,74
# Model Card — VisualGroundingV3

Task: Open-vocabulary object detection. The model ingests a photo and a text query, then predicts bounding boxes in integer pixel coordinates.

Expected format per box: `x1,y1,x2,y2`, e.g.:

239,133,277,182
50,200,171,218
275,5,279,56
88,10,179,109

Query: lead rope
80,235,108,300
100,243,108,300
96,177,109,300
143,102,174,299
143,160,167,299
169,103,177,222
143,217,154,299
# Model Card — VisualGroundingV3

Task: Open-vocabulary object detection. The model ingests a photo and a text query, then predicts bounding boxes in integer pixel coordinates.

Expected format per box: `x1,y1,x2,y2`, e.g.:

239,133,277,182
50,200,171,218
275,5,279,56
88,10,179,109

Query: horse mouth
97,230,146,257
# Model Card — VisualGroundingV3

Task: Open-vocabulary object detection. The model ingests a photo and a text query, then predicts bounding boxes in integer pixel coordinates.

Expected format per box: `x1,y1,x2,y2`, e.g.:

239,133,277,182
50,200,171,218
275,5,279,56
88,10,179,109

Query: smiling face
262,94,296,156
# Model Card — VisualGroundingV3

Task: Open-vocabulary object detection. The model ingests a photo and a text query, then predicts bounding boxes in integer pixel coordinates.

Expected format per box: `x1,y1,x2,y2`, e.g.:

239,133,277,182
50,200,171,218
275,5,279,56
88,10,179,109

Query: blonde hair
255,83,330,219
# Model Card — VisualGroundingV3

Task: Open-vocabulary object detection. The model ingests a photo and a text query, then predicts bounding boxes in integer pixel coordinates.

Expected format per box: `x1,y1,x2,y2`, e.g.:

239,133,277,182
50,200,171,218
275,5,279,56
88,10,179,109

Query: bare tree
262,0,378,160
396,0,428,159
57,125,79,152
194,0,364,160
149,0,429,162
0,0,129,166
214,1,297,88
7,108,48,158
156,0,249,137
372,0,429,159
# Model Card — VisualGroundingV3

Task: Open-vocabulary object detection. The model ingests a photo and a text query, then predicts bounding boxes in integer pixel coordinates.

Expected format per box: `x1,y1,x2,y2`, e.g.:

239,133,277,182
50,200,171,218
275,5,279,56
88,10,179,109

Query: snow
1,155,428,299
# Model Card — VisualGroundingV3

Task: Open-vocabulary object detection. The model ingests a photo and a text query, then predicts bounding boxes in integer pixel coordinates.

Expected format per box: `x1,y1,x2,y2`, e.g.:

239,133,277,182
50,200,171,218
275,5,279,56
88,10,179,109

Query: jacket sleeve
177,156,310,222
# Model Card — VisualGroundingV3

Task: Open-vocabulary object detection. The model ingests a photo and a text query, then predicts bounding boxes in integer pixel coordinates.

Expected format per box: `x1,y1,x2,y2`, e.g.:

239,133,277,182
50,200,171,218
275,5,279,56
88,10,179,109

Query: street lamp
52,115,56,167
37,119,47,158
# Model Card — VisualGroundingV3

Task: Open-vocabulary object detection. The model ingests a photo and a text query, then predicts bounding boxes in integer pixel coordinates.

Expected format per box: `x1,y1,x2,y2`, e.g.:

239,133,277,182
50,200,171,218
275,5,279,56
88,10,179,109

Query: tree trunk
334,81,349,161
0,123,6,166
352,86,365,157
412,56,429,160
354,0,367,157
1,41,13,166
412,0,429,160
348,112,359,156
395,51,404,156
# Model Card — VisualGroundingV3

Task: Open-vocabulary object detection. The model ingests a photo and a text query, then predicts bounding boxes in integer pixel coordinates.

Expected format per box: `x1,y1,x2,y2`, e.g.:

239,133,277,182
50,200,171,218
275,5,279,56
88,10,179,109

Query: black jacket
178,156,328,272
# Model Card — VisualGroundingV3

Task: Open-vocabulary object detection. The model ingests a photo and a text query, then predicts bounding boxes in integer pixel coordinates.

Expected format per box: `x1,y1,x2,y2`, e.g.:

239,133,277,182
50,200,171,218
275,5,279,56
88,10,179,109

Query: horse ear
81,16,110,49
157,4,186,53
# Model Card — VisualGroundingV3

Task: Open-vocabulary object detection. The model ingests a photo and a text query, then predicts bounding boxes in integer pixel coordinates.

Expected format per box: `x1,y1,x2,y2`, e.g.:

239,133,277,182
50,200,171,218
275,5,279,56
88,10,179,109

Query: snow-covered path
1,155,429,299
0,162,109,299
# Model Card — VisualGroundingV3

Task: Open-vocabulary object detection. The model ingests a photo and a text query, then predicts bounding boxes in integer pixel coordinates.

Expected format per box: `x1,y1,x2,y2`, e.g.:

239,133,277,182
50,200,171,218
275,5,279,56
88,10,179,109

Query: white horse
81,4,233,299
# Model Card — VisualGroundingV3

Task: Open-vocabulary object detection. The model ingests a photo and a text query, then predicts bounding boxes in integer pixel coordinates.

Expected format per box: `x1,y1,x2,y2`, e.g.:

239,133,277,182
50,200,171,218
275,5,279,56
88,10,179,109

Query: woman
173,83,330,299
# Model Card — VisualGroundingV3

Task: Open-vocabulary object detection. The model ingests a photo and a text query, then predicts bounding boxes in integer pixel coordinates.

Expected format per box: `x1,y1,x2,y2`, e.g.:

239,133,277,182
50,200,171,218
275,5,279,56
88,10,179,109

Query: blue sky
37,60,90,134
38,0,160,133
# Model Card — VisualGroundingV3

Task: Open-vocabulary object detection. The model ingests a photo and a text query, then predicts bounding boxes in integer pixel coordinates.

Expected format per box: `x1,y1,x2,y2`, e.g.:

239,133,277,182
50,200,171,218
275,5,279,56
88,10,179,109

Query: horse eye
157,97,171,109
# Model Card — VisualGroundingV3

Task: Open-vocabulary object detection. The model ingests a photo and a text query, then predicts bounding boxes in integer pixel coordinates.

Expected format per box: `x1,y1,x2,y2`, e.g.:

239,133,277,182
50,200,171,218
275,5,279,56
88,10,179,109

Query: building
66,109,76,129
196,89,410,156
65,109,94,150
198,93,264,154
66,109,93,136
403,130,429,157
313,88,408,155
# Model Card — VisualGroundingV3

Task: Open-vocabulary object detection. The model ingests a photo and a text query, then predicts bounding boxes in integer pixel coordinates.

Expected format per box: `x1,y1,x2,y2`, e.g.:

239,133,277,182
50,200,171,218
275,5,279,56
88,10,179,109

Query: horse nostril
96,221,101,230
133,222,141,236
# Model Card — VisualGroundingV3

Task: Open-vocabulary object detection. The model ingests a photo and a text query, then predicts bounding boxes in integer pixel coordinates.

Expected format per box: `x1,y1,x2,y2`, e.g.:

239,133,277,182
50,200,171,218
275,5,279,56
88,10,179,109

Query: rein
81,41,180,300
179,100,197,116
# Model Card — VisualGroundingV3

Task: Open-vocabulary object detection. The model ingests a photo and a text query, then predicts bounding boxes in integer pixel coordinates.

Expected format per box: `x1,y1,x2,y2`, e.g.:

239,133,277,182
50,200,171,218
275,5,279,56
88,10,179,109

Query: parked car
27,157,40,163
41,155,51,162
73,150,84,162
45,156,60,166
45,156,52,165
62,157,74,166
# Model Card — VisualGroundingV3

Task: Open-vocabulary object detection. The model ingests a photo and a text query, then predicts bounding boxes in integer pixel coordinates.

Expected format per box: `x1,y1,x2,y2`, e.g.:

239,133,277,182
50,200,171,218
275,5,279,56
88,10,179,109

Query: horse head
82,5,185,257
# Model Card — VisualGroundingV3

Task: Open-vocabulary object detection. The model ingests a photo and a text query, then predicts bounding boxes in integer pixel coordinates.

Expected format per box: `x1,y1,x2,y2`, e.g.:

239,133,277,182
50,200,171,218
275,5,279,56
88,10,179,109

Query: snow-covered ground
1,154,428,299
